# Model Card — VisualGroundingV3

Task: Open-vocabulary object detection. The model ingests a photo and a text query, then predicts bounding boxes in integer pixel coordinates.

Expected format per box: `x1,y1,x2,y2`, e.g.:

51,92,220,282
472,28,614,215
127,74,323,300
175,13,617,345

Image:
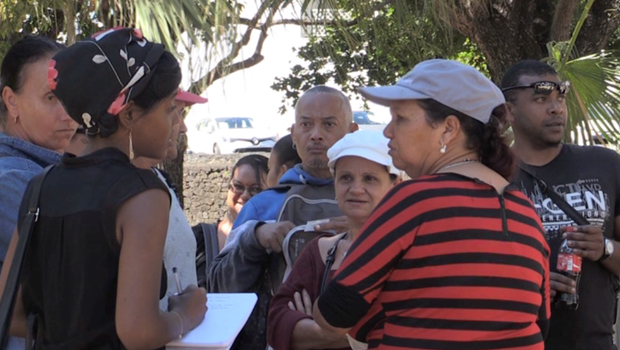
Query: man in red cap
169,90,207,159
132,89,207,312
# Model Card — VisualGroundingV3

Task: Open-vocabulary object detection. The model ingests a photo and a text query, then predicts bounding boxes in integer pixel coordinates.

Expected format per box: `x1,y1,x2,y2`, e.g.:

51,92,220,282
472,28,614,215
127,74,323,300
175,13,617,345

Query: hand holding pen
167,268,208,333
168,282,207,336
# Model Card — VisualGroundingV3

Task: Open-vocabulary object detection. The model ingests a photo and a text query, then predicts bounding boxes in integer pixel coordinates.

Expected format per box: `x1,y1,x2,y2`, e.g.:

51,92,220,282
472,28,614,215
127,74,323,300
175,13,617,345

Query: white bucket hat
327,130,400,176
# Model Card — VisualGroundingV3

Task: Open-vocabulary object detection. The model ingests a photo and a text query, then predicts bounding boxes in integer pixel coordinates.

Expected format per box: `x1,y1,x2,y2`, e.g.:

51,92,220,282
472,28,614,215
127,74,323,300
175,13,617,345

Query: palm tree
544,0,620,145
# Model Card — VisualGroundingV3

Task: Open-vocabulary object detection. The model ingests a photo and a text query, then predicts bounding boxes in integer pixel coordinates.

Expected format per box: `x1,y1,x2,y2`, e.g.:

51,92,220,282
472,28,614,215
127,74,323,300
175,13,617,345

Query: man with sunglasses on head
502,59,620,350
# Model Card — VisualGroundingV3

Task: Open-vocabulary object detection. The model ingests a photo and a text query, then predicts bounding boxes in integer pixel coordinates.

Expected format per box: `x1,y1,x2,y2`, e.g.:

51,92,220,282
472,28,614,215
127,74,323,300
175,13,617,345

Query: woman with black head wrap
0,28,207,350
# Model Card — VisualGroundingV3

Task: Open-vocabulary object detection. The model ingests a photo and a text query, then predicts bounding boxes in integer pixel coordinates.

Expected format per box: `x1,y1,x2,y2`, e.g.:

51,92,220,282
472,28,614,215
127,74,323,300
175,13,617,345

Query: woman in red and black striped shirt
313,59,550,350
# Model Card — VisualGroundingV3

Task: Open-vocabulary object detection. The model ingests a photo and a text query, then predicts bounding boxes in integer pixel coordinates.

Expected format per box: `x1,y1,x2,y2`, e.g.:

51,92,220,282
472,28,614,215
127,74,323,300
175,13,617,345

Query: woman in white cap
313,59,551,350
267,130,400,350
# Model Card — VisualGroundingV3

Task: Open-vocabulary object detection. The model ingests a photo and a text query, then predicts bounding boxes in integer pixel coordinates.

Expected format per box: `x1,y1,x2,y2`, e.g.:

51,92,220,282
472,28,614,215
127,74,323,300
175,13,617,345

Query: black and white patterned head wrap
49,27,165,137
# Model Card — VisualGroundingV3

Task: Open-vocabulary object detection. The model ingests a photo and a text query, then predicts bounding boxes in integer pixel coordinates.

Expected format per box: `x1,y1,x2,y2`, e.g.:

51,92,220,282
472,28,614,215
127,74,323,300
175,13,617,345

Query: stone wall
182,153,268,225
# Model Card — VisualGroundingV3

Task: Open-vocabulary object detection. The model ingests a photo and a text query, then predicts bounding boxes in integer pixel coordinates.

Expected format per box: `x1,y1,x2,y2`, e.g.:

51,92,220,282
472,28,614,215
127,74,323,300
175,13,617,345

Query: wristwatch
598,238,614,262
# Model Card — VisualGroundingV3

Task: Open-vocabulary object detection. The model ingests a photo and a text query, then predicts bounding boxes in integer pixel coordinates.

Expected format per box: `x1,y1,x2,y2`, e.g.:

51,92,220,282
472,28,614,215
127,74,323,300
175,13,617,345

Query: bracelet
170,311,183,339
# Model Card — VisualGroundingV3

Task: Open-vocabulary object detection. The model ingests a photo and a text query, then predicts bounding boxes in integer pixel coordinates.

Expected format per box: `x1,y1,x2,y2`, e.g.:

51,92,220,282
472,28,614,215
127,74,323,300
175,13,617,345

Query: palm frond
132,0,222,57
544,0,620,146
546,45,620,145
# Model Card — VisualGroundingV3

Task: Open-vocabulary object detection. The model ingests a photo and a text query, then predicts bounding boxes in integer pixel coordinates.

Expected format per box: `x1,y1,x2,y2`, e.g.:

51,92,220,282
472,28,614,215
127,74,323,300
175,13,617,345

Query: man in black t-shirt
502,60,620,350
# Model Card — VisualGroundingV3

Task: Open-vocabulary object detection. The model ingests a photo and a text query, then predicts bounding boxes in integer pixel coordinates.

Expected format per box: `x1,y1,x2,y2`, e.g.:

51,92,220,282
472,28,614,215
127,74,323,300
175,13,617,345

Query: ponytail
478,106,515,179
418,99,515,180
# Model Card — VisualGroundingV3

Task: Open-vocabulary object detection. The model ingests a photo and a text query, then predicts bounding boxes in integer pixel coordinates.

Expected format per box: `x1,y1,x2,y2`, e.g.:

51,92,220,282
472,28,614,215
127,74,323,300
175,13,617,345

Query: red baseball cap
176,89,208,106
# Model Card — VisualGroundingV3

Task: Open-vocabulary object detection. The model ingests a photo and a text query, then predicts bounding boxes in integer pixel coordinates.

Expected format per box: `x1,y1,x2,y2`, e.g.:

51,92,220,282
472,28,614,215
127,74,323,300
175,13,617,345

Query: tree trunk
161,134,188,208
551,0,579,42
575,0,620,56
448,0,618,82
62,0,77,45
450,1,550,82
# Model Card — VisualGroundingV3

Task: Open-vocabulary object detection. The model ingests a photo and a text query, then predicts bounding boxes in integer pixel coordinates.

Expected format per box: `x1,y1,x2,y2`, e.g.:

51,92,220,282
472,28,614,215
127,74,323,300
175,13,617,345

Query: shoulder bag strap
519,164,590,226
0,165,53,349
320,233,348,293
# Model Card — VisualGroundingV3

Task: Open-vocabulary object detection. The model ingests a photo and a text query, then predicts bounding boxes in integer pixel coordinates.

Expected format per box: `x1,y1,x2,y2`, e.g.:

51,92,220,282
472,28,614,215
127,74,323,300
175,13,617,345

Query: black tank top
18,148,168,350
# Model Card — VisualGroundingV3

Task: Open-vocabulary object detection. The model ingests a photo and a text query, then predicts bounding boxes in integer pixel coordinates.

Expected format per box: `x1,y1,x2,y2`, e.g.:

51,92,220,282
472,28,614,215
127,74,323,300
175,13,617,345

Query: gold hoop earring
129,130,134,160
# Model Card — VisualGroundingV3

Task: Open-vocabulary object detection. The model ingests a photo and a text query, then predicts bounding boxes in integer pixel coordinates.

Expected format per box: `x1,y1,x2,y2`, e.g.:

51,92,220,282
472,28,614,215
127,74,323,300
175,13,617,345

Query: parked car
353,111,387,131
189,117,278,154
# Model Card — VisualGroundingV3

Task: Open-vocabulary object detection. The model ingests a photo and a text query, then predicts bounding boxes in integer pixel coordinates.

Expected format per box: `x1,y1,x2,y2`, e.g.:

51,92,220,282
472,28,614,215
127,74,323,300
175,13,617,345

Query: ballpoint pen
172,267,183,295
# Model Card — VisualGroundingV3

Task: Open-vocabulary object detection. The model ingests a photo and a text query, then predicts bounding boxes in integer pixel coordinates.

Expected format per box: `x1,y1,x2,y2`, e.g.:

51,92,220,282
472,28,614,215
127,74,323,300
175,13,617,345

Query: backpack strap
268,184,292,193
0,165,53,348
193,222,219,289
202,223,220,273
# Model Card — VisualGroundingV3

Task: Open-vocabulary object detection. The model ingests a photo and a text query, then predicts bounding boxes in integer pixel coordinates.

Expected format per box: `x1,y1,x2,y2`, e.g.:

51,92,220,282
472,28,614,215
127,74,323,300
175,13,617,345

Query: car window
243,118,253,128
354,112,369,125
353,111,385,125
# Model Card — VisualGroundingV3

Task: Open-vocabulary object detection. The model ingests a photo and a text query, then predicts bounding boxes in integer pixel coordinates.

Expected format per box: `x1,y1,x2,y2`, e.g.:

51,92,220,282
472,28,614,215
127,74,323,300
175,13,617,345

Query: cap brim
176,90,208,106
328,149,400,176
359,85,429,107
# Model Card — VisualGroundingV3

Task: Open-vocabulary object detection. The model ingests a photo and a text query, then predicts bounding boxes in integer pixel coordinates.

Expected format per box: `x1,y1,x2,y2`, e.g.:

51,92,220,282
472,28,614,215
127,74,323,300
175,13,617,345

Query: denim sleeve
0,161,42,268
208,220,270,293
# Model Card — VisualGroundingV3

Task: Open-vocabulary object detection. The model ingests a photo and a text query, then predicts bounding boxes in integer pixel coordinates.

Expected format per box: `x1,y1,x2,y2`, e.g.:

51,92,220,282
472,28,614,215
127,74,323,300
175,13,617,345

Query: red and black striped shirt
318,173,551,350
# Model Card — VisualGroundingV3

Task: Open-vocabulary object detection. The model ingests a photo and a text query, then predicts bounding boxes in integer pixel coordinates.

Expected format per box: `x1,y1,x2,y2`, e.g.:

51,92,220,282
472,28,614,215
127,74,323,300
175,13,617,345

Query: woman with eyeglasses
194,154,268,287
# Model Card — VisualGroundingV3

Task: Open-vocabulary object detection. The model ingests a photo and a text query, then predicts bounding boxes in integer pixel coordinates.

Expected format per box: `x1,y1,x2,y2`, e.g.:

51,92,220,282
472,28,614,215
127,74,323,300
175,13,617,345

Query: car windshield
353,111,386,125
216,117,254,129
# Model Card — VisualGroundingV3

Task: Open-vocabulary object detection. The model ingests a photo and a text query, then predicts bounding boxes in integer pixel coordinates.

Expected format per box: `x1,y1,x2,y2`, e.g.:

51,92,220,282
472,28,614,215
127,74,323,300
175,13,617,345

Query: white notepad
167,293,257,350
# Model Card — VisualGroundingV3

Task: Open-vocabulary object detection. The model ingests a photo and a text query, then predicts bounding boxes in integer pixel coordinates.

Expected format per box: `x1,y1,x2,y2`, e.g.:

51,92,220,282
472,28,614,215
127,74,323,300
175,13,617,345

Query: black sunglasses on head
501,81,570,95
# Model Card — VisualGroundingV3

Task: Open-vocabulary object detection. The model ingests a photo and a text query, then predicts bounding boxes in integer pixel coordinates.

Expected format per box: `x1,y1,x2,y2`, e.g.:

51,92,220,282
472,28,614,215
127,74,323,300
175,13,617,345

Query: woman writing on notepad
0,28,206,349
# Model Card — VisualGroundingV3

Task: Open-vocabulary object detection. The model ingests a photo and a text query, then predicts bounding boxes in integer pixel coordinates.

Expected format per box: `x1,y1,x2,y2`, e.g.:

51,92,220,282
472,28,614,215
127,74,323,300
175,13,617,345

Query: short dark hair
231,154,269,185
271,134,301,169
0,35,65,126
500,60,558,102
418,99,515,180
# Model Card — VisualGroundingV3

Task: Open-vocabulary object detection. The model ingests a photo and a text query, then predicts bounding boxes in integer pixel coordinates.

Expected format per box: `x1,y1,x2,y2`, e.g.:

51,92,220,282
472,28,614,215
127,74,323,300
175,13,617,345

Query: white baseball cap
327,130,400,176
359,59,505,123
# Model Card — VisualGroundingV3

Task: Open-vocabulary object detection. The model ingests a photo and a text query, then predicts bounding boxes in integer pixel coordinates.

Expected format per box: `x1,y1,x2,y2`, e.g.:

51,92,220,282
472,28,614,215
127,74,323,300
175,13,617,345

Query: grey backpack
267,183,342,294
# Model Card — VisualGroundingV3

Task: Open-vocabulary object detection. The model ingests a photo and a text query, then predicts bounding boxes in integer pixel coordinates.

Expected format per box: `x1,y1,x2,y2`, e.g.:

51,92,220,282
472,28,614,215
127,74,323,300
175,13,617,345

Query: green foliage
454,38,489,78
0,0,243,69
0,0,65,59
271,0,477,113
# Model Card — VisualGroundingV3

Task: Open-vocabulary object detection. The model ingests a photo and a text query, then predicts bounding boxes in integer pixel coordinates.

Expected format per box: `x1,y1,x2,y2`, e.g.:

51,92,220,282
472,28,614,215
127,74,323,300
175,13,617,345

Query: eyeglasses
229,182,263,197
501,81,570,95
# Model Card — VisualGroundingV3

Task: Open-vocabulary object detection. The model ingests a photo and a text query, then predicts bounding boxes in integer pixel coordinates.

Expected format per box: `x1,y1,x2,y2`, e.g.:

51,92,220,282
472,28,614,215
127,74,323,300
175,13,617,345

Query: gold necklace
438,158,479,172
